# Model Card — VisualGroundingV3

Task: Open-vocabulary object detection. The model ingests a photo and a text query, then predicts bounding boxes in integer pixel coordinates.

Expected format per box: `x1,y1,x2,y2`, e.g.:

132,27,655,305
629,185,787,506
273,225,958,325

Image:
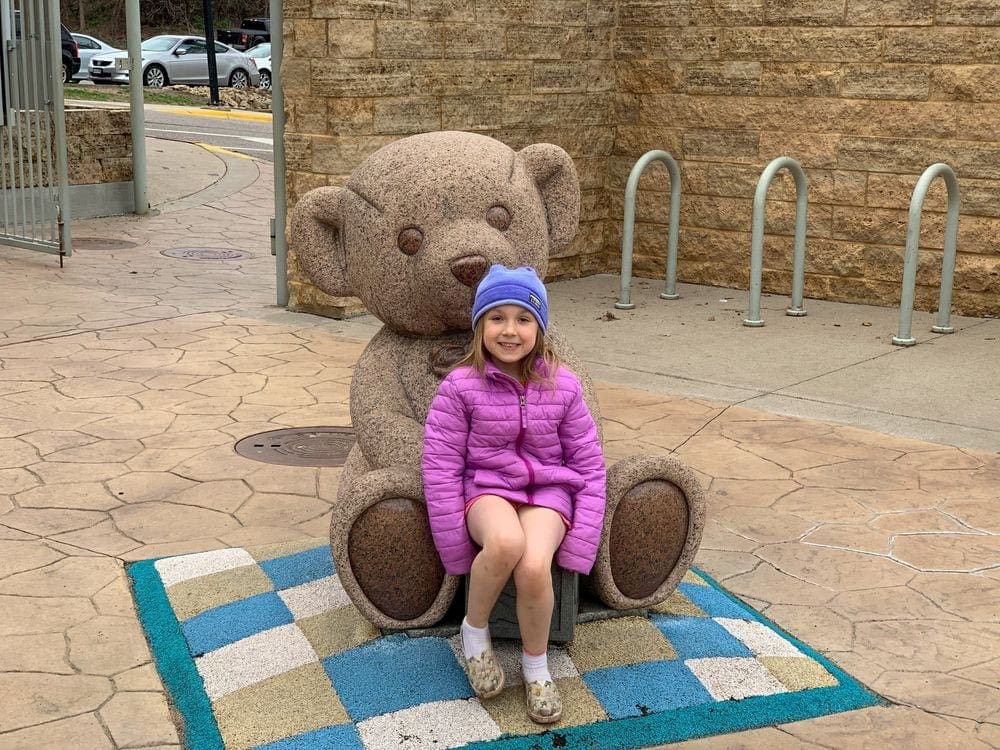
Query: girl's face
481,304,539,378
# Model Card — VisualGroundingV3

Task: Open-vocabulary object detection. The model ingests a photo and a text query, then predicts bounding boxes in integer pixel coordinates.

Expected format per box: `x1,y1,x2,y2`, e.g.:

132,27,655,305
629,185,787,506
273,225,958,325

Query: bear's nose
450,255,490,287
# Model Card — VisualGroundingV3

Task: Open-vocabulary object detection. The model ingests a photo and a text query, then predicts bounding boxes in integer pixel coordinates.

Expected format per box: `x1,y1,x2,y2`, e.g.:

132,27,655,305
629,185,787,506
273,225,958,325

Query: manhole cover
234,427,355,467
75,237,138,250
160,247,252,261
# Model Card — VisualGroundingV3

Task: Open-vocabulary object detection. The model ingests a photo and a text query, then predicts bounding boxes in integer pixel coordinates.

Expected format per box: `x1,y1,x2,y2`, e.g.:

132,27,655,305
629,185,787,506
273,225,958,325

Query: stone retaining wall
284,1,1000,318
65,106,133,186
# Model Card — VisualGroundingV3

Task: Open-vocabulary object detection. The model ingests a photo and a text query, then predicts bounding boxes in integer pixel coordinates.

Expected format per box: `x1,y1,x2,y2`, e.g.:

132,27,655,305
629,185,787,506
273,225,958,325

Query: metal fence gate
0,0,71,262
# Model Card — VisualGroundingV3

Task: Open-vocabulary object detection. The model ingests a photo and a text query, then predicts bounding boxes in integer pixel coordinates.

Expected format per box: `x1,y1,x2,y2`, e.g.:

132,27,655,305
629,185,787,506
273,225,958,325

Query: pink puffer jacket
422,359,606,576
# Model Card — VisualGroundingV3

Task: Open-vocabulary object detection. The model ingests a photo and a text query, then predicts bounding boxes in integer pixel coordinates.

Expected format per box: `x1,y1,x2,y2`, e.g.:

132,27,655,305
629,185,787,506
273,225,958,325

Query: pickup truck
216,18,270,51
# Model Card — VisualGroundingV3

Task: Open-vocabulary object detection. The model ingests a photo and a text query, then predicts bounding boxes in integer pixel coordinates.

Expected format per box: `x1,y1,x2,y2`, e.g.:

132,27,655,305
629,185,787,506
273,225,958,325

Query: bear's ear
289,186,351,298
516,143,581,251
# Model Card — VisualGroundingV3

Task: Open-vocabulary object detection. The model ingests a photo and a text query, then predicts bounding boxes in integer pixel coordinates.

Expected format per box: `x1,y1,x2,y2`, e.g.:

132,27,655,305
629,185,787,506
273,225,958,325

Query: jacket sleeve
555,375,607,574
422,374,478,575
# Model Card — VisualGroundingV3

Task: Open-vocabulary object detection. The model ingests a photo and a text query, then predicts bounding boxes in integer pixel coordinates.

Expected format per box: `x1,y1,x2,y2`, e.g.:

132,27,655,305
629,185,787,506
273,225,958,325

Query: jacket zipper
496,371,535,497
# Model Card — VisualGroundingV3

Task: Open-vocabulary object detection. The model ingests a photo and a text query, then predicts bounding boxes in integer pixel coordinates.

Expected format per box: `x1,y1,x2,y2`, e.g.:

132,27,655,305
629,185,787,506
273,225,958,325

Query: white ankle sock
461,617,492,659
522,650,551,684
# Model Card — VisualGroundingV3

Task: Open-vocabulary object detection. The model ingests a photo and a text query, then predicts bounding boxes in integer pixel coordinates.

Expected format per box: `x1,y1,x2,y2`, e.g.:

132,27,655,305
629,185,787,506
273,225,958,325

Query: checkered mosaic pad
129,540,878,749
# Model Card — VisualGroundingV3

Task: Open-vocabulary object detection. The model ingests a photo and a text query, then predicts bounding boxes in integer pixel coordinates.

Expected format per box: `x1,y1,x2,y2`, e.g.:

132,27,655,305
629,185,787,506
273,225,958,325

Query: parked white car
245,42,271,89
71,33,120,81
88,35,259,88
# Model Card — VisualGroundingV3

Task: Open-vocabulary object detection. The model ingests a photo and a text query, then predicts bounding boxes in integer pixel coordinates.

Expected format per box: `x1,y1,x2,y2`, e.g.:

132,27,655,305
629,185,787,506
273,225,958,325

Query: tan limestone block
1,508,107,537
872,671,1000,723
0,713,114,750
760,542,915,590
51,520,139,557
15,482,120,511
712,506,815,545
772,487,873,524
82,411,175,440
111,501,241,544
892,533,1000,572
235,492,330,528
800,524,890,555
168,480,252,514
676,435,791,480
763,604,854,652
0,633,73,673
328,19,375,57
831,586,961,623
99,691,180,747
0,438,40,468
709,478,802,509
784,705,992,748
67,615,150,675
931,64,1000,103
0,556,120,597
724,562,836,606
909,572,1000,622
0,673,112,730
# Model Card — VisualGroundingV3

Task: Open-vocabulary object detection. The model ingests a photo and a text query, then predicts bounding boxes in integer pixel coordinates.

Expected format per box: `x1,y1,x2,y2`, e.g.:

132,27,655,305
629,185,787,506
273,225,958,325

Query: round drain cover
75,237,138,250
161,247,252,261
234,427,355,467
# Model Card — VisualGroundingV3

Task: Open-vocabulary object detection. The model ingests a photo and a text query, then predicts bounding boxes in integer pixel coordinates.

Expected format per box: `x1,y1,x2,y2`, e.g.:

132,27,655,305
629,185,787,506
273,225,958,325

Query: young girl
422,264,607,724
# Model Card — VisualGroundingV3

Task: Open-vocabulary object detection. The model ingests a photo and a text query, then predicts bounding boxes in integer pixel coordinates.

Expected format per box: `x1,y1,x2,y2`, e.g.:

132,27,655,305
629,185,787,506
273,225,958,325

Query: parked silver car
88,35,259,88
71,33,120,81
245,42,271,89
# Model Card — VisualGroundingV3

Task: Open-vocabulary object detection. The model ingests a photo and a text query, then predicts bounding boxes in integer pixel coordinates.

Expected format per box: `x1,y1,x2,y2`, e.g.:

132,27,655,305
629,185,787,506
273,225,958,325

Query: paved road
144,104,273,161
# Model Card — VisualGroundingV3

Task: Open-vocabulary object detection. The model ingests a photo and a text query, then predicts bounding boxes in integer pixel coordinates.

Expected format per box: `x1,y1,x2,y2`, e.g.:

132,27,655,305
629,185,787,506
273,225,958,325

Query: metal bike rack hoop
616,150,681,310
744,157,809,327
892,163,960,347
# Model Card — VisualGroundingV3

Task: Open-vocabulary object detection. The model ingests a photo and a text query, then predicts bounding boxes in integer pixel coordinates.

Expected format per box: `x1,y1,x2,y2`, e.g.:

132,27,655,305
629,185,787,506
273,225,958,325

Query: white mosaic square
196,623,318,699
446,634,578,687
686,657,788,701
716,617,803,657
277,575,352,619
357,698,502,749
155,548,256,587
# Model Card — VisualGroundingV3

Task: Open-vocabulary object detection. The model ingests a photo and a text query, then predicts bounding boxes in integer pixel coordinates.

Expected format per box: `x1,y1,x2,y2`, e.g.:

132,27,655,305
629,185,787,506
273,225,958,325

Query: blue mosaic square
678,581,752,619
583,660,715,718
260,546,336,591
254,723,362,749
182,592,293,655
653,615,753,660
322,635,473,721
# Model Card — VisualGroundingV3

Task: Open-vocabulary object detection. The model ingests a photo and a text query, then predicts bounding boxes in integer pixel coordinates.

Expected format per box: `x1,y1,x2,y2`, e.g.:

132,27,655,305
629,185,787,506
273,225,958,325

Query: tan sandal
524,679,562,724
466,648,505,699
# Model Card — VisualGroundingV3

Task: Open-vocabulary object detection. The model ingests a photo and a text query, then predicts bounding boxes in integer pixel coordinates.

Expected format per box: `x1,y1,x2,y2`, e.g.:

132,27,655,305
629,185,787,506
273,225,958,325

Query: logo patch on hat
528,292,543,311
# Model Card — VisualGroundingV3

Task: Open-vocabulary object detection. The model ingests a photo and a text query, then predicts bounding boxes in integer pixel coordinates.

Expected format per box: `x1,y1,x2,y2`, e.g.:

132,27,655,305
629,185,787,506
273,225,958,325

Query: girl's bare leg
512,505,567,655
466,495,525,628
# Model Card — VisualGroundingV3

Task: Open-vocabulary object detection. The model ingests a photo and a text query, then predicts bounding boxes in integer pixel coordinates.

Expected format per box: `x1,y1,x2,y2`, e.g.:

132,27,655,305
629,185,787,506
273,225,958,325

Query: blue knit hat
471,265,548,331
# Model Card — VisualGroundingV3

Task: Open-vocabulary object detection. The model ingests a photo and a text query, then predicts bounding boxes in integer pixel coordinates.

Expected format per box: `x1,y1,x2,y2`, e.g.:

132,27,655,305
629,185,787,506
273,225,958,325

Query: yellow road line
155,106,271,122
196,142,256,160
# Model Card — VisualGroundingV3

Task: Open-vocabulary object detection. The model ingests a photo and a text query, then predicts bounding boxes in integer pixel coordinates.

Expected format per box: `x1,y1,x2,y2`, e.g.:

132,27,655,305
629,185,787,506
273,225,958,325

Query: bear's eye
397,227,424,256
486,205,512,231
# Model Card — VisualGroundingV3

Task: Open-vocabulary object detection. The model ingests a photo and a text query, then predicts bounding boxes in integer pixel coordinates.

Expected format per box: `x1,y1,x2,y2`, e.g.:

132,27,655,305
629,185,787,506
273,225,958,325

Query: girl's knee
482,529,526,568
513,556,553,594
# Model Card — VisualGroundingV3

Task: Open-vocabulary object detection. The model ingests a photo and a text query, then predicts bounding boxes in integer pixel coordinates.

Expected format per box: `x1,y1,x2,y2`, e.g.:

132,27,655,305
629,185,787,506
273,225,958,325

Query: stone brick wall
65,107,133,185
285,0,1000,317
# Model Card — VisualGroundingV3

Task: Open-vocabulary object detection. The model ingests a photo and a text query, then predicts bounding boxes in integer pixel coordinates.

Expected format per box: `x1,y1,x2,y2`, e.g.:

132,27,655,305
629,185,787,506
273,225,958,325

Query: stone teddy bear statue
290,131,705,630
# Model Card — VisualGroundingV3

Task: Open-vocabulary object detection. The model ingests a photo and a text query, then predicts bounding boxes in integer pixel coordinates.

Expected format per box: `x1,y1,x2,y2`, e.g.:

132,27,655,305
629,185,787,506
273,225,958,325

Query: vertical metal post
46,0,71,258
202,0,220,105
892,163,960,346
271,0,288,307
744,156,808,327
125,0,147,214
615,149,681,309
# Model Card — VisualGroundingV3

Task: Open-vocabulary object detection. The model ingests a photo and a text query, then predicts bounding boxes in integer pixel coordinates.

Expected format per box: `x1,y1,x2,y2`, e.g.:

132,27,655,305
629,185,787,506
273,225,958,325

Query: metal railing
744,156,808,327
616,149,681,309
892,163,960,346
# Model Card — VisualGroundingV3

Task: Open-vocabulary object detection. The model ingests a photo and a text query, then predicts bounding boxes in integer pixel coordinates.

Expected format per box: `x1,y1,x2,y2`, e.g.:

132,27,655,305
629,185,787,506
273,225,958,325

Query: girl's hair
456,312,561,384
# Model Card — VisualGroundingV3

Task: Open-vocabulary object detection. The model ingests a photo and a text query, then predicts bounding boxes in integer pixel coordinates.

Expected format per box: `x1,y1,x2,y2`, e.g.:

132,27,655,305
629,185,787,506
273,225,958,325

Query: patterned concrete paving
0,140,997,749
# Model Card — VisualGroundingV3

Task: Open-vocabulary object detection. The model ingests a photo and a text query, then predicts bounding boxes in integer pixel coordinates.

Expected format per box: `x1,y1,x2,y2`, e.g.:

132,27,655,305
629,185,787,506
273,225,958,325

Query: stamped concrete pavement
0,137,996,749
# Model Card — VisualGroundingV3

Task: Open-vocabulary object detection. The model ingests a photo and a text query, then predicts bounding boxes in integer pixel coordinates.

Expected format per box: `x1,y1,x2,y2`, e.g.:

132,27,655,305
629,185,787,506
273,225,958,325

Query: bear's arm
349,331,426,470
546,324,604,442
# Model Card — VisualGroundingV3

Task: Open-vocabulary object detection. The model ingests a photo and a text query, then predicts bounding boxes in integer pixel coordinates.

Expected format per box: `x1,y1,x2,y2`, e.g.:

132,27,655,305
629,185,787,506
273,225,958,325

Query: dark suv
13,11,80,83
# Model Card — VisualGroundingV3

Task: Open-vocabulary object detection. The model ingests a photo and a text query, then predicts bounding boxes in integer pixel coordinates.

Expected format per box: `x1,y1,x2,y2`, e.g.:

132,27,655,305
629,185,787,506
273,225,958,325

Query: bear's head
290,131,580,336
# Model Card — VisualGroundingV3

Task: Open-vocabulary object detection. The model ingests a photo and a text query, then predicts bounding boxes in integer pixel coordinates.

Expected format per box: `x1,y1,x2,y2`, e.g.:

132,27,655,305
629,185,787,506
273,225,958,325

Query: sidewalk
0,138,997,749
